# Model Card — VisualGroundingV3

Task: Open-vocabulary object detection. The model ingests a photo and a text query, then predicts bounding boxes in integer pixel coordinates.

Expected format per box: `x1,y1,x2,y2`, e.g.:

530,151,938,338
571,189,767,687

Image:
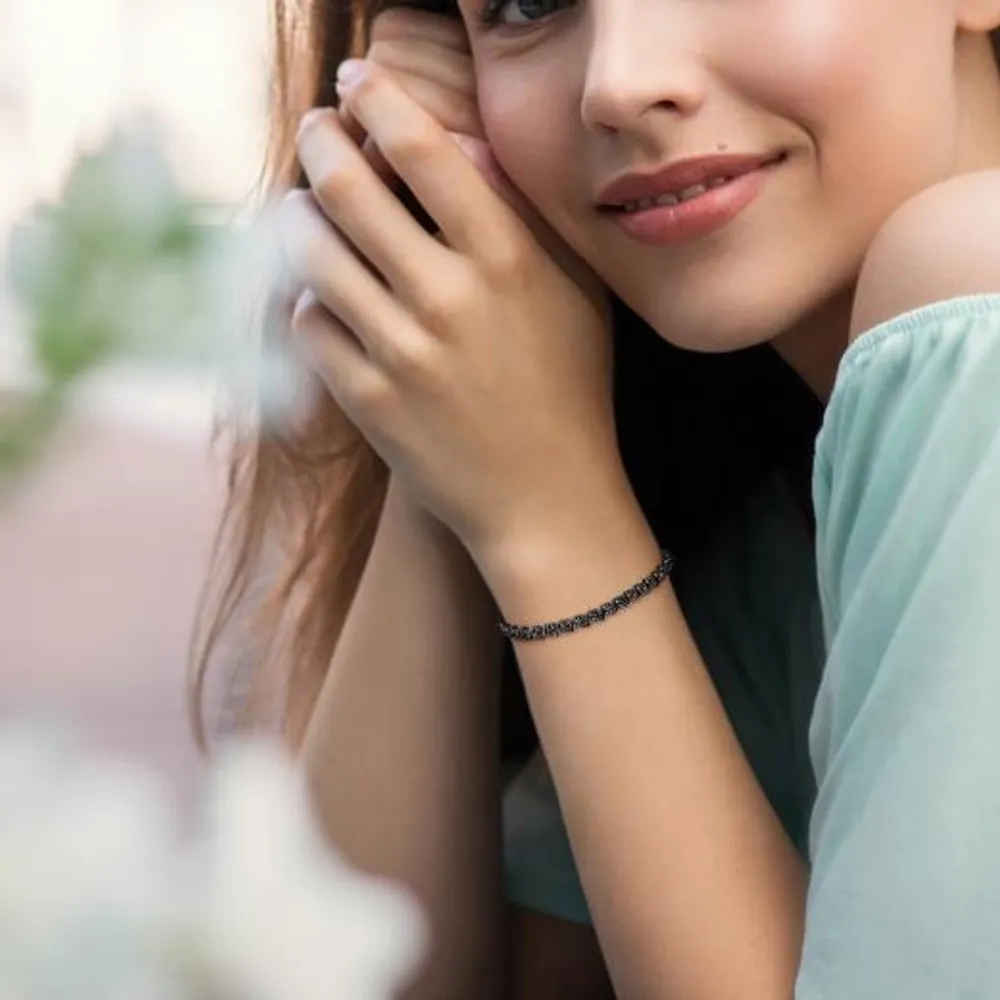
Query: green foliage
0,120,289,486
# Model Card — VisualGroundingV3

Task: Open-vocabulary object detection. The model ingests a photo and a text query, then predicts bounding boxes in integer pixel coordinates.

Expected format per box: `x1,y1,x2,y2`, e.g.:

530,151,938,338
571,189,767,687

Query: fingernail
297,112,341,171
297,107,330,144
336,59,365,94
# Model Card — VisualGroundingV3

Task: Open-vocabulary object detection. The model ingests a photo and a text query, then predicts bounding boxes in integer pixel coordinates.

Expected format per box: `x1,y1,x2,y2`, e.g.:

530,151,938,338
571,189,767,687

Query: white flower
0,727,428,1000
191,740,427,1000
195,205,316,430
0,727,183,1000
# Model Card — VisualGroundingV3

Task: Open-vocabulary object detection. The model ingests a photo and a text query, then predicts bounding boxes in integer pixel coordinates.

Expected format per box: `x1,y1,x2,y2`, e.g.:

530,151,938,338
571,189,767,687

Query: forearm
477,483,808,1000
301,475,505,999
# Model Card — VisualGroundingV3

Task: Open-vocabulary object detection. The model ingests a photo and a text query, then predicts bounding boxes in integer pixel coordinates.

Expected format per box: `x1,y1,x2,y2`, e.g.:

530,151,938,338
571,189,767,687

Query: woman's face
458,0,981,351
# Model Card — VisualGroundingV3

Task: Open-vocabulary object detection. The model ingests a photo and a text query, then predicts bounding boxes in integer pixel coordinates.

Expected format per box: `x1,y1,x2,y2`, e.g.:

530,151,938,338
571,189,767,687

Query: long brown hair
187,0,395,751
188,2,1000,755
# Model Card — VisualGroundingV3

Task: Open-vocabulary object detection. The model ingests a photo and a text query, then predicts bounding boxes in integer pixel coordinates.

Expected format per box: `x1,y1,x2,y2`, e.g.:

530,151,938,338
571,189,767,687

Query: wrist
469,481,662,631
384,475,482,573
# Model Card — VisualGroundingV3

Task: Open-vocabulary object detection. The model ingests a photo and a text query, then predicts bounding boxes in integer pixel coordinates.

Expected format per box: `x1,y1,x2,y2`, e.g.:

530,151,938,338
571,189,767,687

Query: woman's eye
478,0,571,28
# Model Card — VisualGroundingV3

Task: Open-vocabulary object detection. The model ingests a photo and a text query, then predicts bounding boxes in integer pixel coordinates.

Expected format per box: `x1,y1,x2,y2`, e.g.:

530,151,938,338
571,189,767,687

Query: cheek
731,0,957,201
474,63,579,215
730,0,911,128
475,69,536,172
725,0,953,151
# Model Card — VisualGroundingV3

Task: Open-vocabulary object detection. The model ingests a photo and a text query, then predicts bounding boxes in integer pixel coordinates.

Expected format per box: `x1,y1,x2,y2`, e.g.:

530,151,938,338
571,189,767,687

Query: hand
346,6,485,174
353,7,601,294
279,62,620,574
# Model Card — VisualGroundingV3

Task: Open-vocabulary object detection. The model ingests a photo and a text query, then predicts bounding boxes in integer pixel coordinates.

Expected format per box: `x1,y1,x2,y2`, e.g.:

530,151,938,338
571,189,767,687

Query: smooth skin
290,57,801,1000
298,14,614,999
288,0,1000,996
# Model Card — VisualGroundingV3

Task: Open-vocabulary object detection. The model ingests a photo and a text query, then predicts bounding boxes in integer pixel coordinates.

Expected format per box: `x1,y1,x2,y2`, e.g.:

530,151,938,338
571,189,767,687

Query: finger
448,134,515,205
343,66,484,191
356,67,485,230
367,38,477,109
295,107,459,298
338,103,368,148
445,132,606,301
335,61,524,263
369,67,483,137
447,134,568,260
334,104,395,188
278,189,422,368
370,7,471,56
290,288,387,425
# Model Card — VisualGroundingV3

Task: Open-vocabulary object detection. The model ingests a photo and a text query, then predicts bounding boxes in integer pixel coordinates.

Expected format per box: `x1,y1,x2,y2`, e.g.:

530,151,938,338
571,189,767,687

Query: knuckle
314,160,362,205
412,271,472,329
385,333,439,381
481,231,531,280
354,370,393,418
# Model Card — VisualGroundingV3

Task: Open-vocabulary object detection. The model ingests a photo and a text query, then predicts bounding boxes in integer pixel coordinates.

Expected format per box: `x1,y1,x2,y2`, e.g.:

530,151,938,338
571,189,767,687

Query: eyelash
478,0,573,29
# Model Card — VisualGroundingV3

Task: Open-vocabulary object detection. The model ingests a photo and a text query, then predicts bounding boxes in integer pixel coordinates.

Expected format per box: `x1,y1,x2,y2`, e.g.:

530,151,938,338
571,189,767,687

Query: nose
580,0,707,136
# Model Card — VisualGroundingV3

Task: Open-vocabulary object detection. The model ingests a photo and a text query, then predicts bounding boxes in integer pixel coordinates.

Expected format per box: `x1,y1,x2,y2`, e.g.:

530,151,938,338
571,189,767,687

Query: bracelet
498,549,675,642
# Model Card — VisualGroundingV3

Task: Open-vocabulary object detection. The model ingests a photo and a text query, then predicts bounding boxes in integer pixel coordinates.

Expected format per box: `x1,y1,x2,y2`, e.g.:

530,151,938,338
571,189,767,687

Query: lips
597,153,784,209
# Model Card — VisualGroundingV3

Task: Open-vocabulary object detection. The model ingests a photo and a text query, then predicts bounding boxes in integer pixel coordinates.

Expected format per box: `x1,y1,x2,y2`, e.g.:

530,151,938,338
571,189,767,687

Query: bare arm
296,13,626,996
299,473,621,999
300,474,504,999
477,486,809,1000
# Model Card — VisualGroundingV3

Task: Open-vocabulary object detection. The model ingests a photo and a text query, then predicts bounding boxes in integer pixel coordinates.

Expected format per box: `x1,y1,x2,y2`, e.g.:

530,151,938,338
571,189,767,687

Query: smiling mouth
597,153,788,248
611,175,739,213
600,153,788,215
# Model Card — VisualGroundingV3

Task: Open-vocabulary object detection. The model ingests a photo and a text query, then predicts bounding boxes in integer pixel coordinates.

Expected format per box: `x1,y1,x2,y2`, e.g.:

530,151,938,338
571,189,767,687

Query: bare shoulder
848,169,1000,345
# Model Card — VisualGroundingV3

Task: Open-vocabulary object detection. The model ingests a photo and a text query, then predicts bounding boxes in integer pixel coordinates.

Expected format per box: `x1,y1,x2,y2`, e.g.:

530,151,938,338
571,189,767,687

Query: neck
955,31,1000,173
770,287,854,403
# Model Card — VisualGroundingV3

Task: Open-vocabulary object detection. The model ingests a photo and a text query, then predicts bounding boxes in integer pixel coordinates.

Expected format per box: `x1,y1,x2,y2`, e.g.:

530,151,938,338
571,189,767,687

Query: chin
615,290,789,354
618,259,856,355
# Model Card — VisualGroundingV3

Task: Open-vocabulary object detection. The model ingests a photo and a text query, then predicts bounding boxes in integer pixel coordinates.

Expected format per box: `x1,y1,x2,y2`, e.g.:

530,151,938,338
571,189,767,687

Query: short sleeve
800,294,1000,998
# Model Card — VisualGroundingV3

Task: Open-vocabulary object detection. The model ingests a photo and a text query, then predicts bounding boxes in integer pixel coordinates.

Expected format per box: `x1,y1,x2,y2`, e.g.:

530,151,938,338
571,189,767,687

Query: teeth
621,192,676,212
619,176,733,213
678,183,707,200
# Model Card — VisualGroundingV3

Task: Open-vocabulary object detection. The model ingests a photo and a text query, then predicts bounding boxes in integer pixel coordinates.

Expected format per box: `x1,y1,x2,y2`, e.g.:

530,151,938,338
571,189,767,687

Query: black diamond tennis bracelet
498,549,675,642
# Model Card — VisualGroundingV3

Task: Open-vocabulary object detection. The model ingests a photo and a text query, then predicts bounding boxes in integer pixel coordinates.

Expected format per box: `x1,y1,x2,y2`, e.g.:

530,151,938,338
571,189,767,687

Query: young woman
190,0,1000,996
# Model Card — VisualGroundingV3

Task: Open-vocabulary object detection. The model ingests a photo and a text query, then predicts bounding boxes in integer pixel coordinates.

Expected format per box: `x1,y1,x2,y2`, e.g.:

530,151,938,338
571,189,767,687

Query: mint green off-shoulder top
501,293,1000,998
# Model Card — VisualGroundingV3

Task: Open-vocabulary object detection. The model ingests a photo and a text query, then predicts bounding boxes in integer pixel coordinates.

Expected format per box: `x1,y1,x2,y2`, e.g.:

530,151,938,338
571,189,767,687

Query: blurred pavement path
0,407,225,812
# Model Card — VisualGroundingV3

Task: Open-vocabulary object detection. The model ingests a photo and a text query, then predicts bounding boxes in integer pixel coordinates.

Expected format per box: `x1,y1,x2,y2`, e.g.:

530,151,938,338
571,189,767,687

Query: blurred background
0,0,272,811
